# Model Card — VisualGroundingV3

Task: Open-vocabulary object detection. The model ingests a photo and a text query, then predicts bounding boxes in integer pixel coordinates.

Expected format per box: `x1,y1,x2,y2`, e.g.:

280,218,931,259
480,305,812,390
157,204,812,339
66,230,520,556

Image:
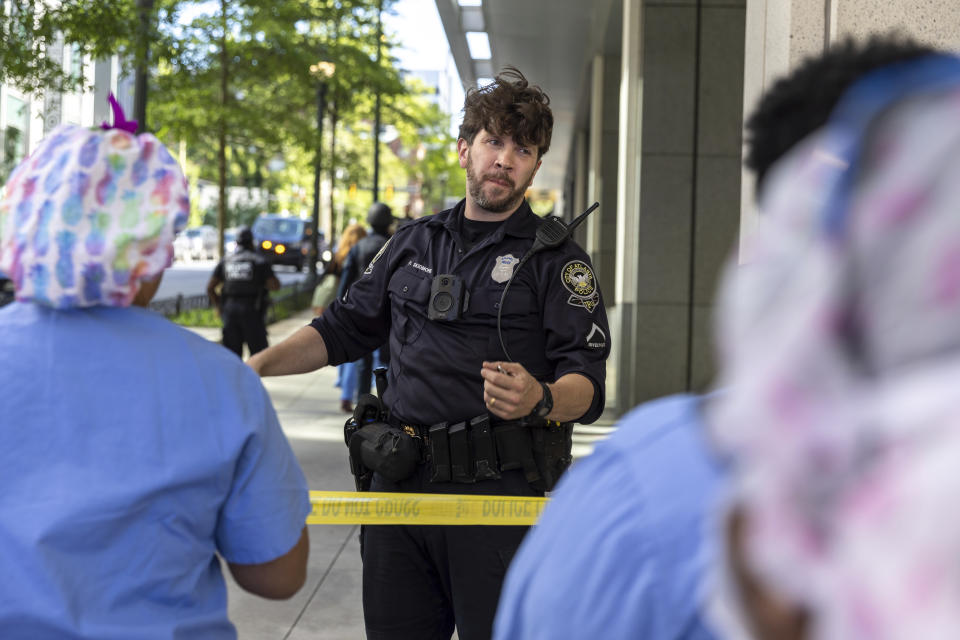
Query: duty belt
387,413,573,490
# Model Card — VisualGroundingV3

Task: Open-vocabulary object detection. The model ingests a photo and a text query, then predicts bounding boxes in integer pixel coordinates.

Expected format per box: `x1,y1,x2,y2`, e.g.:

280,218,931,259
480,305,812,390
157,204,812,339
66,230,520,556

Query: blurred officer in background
248,67,610,640
207,226,280,358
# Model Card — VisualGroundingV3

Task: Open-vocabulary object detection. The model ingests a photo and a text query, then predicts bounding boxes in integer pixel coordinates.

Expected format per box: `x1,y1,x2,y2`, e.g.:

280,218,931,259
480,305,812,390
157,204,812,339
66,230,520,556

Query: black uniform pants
221,300,268,358
362,464,538,640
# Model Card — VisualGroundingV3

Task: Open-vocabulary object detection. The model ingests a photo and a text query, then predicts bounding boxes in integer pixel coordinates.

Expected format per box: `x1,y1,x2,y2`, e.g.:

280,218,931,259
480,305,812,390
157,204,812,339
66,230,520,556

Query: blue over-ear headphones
819,54,960,238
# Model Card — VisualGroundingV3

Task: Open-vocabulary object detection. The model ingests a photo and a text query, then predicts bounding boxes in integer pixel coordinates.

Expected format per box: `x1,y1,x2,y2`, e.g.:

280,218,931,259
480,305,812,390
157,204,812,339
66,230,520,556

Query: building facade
436,0,960,415
0,42,132,185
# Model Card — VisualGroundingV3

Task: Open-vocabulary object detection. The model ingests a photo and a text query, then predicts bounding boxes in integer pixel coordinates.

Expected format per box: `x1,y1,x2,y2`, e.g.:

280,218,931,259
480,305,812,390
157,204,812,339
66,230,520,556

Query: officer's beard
466,155,531,214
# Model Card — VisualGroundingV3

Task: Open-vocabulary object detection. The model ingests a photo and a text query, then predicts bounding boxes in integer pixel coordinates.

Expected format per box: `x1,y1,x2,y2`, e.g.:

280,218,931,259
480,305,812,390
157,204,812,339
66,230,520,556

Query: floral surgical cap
711,56,960,639
0,123,189,308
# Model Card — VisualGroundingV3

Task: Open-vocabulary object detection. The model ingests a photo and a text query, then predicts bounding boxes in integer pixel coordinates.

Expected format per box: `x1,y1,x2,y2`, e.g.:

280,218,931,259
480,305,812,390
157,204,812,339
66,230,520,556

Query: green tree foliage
1,0,468,242
0,0,181,94
386,77,464,214
150,0,408,238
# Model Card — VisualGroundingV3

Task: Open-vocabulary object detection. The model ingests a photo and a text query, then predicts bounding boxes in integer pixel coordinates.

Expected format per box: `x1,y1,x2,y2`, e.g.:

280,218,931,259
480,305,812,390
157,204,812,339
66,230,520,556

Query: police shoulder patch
561,260,599,313
363,237,392,276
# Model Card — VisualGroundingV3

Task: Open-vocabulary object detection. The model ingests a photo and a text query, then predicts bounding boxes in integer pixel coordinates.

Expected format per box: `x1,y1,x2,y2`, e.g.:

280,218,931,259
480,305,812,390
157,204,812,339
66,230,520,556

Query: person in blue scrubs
494,396,723,639
0,112,311,639
493,35,939,640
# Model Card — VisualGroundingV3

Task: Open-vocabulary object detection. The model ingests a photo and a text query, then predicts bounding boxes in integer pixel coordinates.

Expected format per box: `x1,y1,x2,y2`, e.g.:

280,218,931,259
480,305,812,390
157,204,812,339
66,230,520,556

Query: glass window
71,46,84,82
253,217,305,238
2,95,29,180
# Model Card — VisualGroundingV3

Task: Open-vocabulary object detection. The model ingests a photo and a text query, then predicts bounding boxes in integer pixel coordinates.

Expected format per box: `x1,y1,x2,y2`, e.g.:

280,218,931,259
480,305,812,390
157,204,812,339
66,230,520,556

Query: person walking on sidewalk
338,202,395,398
207,226,280,358
315,222,368,413
248,67,610,640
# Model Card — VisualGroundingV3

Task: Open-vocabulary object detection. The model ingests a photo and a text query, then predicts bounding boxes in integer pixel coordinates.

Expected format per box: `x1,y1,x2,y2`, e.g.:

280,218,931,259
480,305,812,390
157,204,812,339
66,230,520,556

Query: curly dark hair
459,67,553,158
746,35,937,193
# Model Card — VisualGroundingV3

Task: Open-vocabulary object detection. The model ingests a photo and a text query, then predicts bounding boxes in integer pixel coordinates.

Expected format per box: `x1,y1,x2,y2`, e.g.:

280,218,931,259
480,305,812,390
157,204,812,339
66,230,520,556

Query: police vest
222,250,263,298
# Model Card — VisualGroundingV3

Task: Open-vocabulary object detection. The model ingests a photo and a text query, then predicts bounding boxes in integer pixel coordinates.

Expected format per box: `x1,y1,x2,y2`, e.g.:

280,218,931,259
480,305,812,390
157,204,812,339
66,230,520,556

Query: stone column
587,54,621,300
612,0,644,413
613,0,745,411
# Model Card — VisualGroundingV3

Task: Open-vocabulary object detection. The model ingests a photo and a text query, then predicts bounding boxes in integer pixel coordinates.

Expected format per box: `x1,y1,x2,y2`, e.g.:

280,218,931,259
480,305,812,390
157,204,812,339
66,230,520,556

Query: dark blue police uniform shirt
311,199,611,427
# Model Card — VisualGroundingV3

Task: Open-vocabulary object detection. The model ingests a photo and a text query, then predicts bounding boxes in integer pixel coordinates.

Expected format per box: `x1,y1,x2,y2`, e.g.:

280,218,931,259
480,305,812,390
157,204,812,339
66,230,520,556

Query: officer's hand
480,361,543,420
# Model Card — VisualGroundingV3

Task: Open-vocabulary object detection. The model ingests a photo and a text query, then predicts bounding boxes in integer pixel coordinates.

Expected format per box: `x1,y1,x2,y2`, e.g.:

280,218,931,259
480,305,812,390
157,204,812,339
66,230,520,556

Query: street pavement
157,259,307,300
188,309,617,639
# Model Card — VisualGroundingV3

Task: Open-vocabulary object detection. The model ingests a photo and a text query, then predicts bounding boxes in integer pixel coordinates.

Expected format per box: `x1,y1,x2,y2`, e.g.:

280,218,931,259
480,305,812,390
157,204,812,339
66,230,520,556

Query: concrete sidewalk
190,309,618,639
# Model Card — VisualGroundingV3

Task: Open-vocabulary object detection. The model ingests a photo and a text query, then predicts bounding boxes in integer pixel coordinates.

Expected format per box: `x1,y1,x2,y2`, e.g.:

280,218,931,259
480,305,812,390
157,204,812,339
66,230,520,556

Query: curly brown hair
458,67,553,158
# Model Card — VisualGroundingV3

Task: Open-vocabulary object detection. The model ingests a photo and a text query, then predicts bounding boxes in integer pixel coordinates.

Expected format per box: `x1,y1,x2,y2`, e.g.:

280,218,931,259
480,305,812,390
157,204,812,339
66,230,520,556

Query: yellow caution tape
308,491,549,526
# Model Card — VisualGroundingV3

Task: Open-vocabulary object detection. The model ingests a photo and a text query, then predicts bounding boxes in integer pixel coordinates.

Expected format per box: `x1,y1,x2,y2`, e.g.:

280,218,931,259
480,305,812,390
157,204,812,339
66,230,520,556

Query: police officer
207,226,280,358
338,201,395,396
248,67,610,640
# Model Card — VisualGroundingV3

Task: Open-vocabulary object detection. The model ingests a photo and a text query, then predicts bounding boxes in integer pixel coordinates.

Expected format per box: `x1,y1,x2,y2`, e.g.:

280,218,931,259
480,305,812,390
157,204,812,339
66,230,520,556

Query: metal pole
372,0,383,201
310,81,327,286
133,0,155,133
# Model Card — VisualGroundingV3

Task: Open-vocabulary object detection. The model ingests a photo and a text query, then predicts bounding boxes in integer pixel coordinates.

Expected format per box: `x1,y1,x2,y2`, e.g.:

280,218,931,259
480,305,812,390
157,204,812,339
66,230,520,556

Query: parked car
174,226,218,261
251,215,319,270
173,230,191,262
224,227,241,255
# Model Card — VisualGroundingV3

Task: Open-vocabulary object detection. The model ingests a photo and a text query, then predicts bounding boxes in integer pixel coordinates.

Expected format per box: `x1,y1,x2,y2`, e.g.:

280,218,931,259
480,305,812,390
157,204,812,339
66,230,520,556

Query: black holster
348,421,420,486
344,377,420,491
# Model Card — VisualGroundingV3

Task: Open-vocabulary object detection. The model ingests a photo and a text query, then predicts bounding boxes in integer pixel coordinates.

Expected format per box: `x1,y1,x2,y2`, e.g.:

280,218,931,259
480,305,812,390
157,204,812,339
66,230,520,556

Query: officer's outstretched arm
247,326,328,377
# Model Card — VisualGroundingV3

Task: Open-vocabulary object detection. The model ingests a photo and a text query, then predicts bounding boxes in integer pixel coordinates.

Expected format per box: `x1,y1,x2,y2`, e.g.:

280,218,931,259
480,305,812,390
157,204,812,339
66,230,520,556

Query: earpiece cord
496,256,530,362
495,202,599,363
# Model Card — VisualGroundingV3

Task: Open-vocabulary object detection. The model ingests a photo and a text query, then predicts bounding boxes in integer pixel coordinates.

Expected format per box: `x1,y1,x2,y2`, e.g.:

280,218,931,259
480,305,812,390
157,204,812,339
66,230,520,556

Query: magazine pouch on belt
448,421,475,483
529,421,574,492
428,422,451,482
470,414,501,481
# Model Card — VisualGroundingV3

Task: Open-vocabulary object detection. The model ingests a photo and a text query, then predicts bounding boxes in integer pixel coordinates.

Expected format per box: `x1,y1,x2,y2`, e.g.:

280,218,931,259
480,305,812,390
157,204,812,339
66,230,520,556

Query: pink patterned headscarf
710,86,960,638
0,123,188,308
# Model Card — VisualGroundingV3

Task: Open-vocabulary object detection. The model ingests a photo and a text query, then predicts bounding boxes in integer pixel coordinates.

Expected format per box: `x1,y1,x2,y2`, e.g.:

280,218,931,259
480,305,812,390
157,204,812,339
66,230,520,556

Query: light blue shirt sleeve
493,395,722,640
215,368,312,565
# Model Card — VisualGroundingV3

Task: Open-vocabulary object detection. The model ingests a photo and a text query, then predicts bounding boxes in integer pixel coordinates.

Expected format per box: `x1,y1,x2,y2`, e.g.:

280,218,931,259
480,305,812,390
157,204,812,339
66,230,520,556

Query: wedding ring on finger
488,397,497,407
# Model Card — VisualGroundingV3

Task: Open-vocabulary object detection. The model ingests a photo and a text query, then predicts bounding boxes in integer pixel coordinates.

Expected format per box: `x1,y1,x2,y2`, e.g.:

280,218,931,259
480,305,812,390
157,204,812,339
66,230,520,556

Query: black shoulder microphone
526,201,599,259
497,202,600,362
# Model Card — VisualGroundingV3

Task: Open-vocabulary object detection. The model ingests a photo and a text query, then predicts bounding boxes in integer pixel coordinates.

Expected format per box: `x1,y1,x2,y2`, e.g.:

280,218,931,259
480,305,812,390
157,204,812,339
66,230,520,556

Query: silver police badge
561,260,600,313
491,254,519,283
